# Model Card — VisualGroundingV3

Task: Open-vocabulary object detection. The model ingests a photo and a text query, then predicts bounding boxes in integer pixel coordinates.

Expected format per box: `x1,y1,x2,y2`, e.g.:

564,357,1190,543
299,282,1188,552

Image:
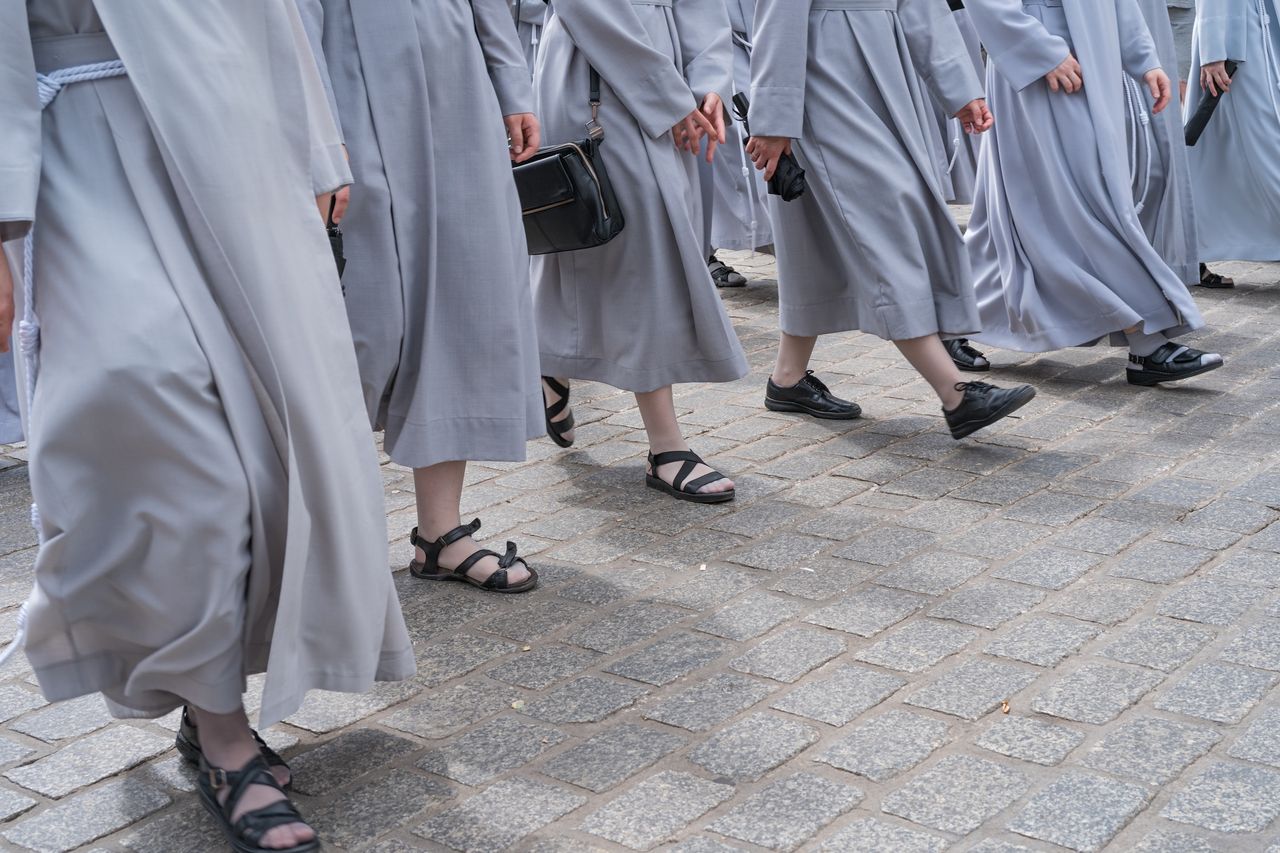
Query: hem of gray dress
538,352,749,395
382,412,543,469
779,296,979,341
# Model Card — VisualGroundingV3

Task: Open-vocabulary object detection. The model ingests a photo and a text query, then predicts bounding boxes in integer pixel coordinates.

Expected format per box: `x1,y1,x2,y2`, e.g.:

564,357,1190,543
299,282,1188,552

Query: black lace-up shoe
944,381,1036,439
944,338,990,372
1127,342,1224,386
765,371,862,420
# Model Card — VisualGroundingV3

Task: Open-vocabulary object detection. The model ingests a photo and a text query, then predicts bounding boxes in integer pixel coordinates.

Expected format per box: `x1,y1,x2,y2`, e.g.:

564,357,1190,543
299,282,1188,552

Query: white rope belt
0,59,128,669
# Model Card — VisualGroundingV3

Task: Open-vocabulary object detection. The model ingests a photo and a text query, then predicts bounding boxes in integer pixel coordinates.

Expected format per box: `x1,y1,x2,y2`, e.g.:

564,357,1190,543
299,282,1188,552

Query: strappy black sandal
646,450,736,504
176,708,292,789
542,376,576,448
197,754,318,853
409,519,538,593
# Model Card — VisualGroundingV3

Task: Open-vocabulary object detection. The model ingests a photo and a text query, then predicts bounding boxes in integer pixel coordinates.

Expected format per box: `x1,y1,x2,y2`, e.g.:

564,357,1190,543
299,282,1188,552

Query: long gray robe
935,8,985,204
698,0,773,253
298,0,544,469
512,0,548,69
532,0,749,393
750,0,985,341
1186,0,1280,261
1134,0,1200,284
964,0,1203,352
3,0,414,728
0,354,19,444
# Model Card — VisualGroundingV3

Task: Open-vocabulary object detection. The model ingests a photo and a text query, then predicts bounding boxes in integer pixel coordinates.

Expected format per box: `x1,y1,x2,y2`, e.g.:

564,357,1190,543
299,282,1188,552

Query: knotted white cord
1123,73,1154,215
0,59,128,670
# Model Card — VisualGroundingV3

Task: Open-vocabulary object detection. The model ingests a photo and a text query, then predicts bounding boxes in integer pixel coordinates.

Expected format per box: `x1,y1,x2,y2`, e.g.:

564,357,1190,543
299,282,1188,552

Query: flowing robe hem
382,402,544,469
539,352,748,395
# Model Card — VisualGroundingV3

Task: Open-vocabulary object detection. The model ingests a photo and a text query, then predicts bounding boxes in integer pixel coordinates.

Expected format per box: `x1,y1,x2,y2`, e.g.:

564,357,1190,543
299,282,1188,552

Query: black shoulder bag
512,67,625,254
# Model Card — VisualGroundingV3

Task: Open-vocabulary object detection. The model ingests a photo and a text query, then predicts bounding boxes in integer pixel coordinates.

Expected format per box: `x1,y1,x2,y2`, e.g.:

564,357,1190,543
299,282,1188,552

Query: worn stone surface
1009,772,1149,852
707,772,863,851
4,252,1280,849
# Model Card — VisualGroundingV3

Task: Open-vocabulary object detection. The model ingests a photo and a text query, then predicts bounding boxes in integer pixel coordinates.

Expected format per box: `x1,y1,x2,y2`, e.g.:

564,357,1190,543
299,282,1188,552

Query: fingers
331,186,351,224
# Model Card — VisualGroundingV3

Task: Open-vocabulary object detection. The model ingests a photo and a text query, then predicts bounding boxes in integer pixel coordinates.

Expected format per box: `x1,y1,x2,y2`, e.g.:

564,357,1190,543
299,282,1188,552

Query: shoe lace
800,370,831,393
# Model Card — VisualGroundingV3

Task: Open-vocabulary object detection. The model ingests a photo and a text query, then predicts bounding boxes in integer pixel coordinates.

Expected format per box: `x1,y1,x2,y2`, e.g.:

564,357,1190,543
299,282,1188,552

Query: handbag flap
514,148,578,214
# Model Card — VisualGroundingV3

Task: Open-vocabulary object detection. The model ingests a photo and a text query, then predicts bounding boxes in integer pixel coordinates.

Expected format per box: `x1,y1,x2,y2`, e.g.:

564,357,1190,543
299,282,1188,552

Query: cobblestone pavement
1,240,1280,852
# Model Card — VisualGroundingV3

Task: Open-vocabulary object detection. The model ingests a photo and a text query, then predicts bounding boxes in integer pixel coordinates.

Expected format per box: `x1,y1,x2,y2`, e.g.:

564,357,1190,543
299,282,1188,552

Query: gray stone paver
1,251,1279,851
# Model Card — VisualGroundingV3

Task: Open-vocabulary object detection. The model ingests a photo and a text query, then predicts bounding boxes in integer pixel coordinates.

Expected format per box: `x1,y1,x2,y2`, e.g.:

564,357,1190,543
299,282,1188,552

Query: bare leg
771,332,818,387
894,335,966,409
413,461,531,583
635,386,733,495
194,705,313,850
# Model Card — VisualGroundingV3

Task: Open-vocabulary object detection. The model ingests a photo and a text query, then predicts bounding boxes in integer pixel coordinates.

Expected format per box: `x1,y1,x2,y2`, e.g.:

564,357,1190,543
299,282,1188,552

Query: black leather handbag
512,68,625,255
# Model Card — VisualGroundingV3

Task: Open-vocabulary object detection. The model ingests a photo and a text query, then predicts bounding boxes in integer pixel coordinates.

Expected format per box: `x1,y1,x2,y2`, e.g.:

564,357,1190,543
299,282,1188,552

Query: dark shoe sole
645,475,736,504
949,386,1036,440
1127,358,1223,387
409,560,539,594
764,397,863,420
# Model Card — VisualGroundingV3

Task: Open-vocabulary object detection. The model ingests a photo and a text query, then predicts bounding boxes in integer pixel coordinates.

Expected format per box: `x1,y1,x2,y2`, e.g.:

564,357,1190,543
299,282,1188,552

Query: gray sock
1126,328,1168,358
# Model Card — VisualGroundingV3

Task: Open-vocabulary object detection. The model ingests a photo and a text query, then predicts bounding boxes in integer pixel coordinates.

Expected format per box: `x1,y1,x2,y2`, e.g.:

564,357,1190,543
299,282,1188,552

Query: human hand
746,135,793,181
699,92,728,163
672,106,717,155
1045,54,1083,93
1144,68,1172,114
954,98,993,134
1201,60,1232,97
505,112,541,164
0,247,13,355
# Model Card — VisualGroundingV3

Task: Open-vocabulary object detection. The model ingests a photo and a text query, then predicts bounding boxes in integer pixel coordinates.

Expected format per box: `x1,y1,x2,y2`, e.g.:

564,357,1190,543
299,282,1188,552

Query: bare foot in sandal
410,519,538,593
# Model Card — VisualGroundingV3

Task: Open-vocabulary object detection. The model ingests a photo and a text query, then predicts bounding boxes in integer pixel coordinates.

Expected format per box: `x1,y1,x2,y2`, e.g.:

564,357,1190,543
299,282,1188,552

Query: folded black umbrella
731,93,807,202
1185,60,1238,146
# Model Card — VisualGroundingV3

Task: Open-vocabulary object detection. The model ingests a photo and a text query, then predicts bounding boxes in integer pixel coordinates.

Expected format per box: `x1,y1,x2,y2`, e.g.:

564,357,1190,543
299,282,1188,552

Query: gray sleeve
748,0,813,138
293,0,344,141
552,0,697,139
0,1,40,243
675,0,735,104
284,0,352,194
964,0,1071,91
473,0,536,115
900,0,986,114
1168,6,1196,78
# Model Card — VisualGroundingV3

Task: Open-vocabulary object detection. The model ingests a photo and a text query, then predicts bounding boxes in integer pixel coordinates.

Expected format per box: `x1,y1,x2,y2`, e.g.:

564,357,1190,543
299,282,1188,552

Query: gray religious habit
2,0,414,727
698,0,774,253
512,0,548,70
750,0,985,342
1186,0,1280,261
963,0,1202,352
531,0,749,393
1134,0,1200,284
297,0,545,470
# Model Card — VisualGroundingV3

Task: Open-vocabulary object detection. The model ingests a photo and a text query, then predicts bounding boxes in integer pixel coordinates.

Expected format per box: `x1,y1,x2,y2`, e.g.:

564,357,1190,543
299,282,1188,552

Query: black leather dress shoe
944,338,990,372
1127,342,1223,386
944,381,1036,439
765,371,862,420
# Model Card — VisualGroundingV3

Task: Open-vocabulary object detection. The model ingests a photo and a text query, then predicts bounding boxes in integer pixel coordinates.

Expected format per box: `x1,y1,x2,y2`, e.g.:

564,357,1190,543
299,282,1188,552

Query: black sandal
177,707,292,789
197,754,318,853
646,450,736,504
542,376,576,448
1198,263,1235,289
409,519,538,593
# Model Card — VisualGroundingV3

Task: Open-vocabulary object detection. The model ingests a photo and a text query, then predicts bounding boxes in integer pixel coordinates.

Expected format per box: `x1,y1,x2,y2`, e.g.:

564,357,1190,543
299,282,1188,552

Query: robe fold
3,0,414,728
964,0,1203,352
698,0,773,253
297,0,544,469
1186,0,1280,261
531,0,749,393
750,0,985,341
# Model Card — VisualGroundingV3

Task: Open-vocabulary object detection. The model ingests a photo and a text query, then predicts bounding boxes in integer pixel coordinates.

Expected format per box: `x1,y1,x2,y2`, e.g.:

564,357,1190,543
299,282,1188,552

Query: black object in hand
732,93,807,202
1185,59,1238,146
